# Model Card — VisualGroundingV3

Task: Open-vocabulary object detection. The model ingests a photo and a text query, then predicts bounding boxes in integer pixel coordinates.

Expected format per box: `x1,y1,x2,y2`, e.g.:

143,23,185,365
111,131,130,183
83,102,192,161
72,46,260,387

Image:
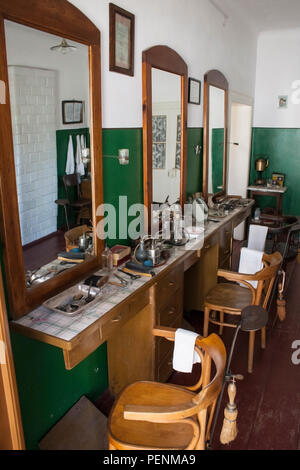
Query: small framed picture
109,3,135,77
62,100,84,124
188,78,201,105
272,172,285,187
278,95,288,108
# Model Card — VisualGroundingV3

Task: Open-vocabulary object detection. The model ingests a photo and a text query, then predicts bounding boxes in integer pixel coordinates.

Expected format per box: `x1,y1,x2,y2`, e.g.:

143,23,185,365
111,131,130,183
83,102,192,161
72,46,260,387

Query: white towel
238,247,263,289
248,225,268,252
65,135,75,174
80,134,86,149
173,329,201,373
76,135,85,177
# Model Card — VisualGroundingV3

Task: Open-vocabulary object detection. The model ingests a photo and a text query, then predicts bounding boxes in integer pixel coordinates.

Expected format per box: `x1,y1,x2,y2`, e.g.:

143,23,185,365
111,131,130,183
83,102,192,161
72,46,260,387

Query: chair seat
68,199,91,208
108,381,197,450
205,283,253,312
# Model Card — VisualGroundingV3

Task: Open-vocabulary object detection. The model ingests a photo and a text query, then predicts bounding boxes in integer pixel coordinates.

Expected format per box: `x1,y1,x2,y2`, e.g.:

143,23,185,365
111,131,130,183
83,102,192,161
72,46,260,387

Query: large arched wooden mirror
203,70,228,202
0,0,103,319
142,46,188,227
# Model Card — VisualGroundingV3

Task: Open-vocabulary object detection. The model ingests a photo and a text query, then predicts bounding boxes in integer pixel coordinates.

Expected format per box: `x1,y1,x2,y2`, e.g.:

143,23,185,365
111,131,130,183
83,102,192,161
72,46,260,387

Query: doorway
228,95,253,240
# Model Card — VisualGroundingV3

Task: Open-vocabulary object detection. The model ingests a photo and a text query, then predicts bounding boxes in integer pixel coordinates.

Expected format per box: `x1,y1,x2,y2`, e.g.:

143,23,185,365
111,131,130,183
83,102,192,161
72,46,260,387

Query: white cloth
248,225,268,252
238,247,263,289
80,134,86,150
173,329,201,374
76,134,85,177
65,135,75,174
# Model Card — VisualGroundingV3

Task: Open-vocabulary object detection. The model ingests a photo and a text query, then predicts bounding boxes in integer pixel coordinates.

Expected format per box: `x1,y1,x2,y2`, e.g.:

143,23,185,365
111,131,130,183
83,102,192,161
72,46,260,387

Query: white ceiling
210,0,300,33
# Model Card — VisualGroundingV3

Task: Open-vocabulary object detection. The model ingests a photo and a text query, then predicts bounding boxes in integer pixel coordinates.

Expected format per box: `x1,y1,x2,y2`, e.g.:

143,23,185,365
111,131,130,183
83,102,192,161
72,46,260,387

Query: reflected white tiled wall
8,66,58,245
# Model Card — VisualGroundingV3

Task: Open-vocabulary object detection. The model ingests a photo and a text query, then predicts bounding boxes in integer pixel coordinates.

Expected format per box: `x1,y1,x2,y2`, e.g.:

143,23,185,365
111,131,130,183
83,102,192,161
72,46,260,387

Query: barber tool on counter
78,231,93,252
190,193,209,224
133,233,173,270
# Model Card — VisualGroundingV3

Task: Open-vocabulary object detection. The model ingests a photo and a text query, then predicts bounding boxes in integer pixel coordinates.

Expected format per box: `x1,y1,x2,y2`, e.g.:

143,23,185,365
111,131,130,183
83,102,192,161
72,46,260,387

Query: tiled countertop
12,202,254,345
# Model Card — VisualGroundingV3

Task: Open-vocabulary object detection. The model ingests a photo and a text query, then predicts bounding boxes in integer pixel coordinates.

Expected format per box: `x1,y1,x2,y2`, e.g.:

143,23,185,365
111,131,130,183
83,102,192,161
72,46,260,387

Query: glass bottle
102,243,113,272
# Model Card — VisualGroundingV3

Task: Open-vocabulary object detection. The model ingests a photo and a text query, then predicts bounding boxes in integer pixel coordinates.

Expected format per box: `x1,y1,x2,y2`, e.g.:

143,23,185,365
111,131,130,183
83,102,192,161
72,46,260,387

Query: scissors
114,273,129,286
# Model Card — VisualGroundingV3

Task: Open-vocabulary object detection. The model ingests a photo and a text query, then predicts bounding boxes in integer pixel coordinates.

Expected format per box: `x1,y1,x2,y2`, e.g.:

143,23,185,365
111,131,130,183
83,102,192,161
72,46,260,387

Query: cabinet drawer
156,313,181,365
158,289,182,325
155,265,182,310
101,290,149,341
201,232,219,254
157,349,173,383
233,206,252,228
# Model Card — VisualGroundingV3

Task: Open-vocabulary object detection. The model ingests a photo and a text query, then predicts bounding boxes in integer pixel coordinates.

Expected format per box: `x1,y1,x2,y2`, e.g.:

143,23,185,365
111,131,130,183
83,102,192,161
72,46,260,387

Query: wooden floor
95,246,300,450
23,231,66,271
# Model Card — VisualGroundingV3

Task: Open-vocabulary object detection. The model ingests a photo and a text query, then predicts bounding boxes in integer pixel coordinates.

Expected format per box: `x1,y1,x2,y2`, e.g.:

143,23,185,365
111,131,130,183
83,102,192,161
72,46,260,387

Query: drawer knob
169,307,176,315
204,244,210,250
168,281,175,287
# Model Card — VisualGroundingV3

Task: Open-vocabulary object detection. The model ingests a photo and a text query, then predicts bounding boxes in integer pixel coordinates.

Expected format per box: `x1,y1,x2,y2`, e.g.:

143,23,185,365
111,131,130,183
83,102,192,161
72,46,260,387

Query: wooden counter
11,202,253,394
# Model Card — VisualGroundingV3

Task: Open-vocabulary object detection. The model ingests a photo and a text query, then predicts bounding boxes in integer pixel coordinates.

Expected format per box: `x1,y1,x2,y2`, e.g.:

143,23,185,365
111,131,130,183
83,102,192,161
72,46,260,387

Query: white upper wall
253,28,300,128
69,0,258,128
5,20,90,130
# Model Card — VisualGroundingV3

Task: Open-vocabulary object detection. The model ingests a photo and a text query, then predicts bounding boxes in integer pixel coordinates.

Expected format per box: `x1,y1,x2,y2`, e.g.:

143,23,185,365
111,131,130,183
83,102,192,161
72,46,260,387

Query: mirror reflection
208,86,225,195
5,20,93,288
152,68,181,205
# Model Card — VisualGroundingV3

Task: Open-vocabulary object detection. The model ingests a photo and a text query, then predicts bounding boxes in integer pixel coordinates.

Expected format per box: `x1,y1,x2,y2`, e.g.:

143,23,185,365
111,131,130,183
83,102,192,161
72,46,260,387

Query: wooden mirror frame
203,69,228,202
0,0,103,319
142,45,188,228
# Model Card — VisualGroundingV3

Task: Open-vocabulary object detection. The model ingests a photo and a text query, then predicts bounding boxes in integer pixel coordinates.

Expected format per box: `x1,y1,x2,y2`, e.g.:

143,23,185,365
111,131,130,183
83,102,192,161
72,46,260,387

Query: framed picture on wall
62,100,84,124
109,3,135,76
278,95,288,109
188,78,201,105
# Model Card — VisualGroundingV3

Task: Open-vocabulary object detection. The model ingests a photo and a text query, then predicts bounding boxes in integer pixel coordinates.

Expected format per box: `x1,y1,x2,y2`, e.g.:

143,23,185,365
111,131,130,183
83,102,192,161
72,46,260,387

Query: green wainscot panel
186,128,203,198
102,128,144,245
250,128,300,216
212,128,224,194
11,331,108,450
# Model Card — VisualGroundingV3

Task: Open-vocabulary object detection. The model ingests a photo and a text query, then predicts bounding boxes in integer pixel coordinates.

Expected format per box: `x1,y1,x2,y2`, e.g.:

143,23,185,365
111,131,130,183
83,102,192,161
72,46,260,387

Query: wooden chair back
63,174,81,200
218,251,282,309
145,329,227,448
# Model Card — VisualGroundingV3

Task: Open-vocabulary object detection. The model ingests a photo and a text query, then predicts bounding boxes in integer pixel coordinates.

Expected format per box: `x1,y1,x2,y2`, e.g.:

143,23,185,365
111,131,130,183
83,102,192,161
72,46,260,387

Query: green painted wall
102,128,144,245
186,128,203,197
250,128,300,216
10,332,108,450
3,126,203,450
212,128,224,193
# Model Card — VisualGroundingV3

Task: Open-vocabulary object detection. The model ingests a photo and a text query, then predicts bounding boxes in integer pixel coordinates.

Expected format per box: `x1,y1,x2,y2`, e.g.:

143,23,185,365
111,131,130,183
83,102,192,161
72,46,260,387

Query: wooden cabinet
154,265,184,382
184,233,219,312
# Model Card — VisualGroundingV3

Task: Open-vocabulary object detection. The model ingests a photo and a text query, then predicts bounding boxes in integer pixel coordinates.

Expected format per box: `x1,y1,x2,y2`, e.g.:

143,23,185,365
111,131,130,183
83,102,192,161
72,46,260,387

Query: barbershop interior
1,0,300,452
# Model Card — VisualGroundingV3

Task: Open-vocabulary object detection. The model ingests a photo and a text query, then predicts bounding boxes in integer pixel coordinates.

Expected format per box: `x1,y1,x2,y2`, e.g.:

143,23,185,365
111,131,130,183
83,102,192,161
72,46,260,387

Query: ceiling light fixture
50,38,77,54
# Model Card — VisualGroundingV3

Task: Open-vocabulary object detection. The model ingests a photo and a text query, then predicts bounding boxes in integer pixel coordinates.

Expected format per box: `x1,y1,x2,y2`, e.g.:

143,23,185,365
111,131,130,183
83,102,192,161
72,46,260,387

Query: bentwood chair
55,174,92,229
107,328,226,451
203,252,282,373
